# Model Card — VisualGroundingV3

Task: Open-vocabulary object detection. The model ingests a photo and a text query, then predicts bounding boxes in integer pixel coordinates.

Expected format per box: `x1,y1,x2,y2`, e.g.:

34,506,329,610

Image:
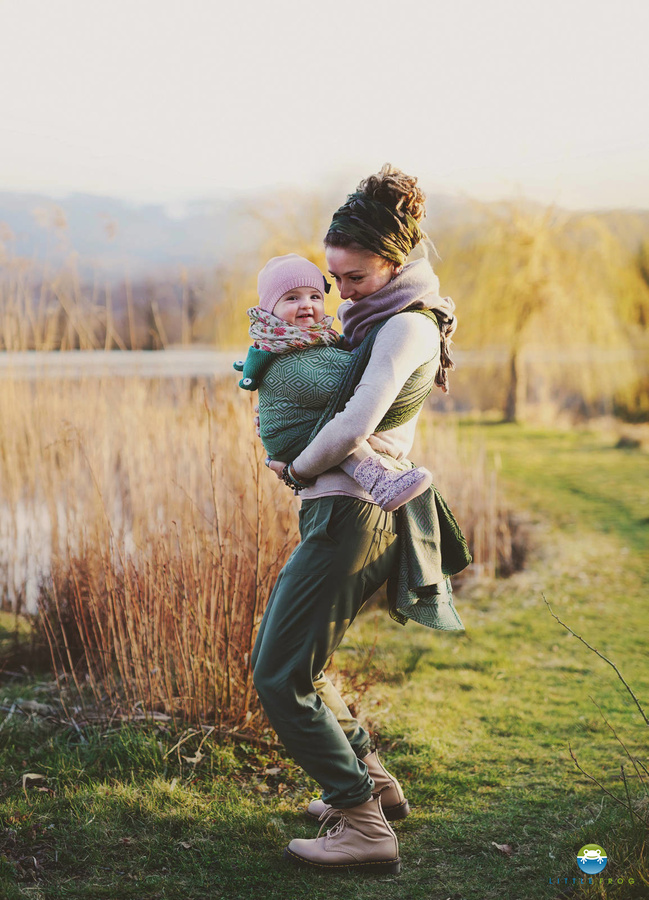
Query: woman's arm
291,313,439,480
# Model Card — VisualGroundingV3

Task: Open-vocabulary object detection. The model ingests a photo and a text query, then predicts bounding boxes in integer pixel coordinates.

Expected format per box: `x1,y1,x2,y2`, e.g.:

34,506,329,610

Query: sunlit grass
1,425,647,899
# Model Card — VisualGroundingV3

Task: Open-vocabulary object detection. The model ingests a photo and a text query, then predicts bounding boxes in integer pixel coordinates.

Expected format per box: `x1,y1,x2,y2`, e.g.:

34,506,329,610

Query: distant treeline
1,196,648,422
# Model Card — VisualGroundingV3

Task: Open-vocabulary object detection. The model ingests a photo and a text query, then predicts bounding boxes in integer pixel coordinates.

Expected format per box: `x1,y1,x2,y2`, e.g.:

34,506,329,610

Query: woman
251,165,468,874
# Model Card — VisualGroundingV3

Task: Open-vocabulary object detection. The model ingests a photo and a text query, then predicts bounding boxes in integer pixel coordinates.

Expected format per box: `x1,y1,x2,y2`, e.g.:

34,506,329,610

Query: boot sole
306,799,411,823
384,799,410,820
284,847,402,874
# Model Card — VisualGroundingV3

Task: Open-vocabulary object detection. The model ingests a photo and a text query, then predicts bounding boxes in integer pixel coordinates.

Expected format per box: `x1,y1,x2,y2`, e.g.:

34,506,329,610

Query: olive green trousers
251,495,399,809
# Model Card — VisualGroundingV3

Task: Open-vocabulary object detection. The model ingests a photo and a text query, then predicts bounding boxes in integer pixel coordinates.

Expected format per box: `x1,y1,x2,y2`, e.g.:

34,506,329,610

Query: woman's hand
267,459,288,480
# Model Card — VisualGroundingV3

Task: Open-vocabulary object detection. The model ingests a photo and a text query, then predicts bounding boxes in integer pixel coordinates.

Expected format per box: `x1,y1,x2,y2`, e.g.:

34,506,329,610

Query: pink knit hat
257,254,328,313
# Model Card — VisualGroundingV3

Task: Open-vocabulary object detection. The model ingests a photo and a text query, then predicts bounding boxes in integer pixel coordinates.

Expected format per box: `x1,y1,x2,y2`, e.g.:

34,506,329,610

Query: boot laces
316,806,348,839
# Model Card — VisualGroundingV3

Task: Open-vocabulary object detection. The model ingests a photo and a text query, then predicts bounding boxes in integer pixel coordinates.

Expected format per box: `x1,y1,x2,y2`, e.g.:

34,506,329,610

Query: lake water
0,345,642,613
0,346,640,383
0,349,239,380
0,350,246,614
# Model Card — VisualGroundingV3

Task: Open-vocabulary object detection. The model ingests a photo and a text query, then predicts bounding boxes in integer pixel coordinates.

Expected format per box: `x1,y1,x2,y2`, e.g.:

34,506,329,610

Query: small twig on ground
200,724,283,751
0,701,17,733
164,728,202,761
544,596,649,727
68,716,88,743
193,724,215,759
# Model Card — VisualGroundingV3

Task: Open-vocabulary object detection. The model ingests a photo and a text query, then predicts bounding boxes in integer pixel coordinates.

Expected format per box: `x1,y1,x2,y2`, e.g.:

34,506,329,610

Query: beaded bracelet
281,463,312,493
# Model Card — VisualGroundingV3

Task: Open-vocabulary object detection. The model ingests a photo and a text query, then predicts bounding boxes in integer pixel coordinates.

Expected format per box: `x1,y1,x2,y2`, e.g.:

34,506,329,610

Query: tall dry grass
0,376,299,729
0,374,516,728
411,415,521,579
0,250,201,351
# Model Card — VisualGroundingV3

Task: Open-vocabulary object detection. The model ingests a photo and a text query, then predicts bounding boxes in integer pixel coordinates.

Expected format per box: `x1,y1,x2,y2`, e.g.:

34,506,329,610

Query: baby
234,254,432,511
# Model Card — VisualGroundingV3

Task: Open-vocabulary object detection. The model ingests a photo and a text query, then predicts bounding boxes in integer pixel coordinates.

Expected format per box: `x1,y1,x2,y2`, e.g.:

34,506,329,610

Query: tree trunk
504,348,526,422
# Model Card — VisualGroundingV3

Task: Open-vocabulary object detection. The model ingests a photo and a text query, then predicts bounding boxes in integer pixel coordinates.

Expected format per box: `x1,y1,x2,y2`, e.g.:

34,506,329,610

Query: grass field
1,423,648,900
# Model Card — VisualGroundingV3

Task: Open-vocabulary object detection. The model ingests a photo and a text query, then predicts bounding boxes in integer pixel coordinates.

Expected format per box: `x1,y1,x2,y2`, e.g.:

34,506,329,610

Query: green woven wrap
258,345,351,461
258,310,439,461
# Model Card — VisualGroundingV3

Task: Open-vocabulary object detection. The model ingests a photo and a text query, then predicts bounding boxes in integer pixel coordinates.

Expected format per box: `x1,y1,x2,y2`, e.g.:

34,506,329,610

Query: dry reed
0,375,515,728
0,376,299,728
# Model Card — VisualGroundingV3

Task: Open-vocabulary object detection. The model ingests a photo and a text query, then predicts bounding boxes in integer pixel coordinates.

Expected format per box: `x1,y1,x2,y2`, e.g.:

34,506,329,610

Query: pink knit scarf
339,259,458,392
340,259,456,347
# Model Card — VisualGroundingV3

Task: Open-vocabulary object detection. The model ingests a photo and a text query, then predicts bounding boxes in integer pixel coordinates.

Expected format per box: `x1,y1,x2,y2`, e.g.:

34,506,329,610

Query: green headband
327,192,423,265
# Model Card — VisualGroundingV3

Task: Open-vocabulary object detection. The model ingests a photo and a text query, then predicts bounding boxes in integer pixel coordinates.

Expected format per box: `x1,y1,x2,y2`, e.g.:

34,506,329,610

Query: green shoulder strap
306,309,440,443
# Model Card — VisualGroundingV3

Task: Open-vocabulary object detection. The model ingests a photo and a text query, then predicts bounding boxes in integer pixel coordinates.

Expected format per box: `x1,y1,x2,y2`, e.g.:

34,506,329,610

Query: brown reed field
0,373,515,731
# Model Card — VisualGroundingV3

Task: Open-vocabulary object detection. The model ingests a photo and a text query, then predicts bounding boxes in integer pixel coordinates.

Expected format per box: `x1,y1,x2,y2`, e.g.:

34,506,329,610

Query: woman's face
325,246,398,302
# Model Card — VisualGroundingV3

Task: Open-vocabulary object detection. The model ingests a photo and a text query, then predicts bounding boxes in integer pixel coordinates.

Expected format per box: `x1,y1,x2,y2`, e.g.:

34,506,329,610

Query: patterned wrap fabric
258,345,352,461
257,311,440,461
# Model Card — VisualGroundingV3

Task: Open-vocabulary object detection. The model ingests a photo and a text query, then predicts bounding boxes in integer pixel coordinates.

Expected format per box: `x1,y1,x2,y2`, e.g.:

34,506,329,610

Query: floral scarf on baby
247,306,341,353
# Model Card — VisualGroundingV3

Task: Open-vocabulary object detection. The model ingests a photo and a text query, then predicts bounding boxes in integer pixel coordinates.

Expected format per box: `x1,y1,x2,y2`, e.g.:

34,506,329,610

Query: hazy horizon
2,178,649,218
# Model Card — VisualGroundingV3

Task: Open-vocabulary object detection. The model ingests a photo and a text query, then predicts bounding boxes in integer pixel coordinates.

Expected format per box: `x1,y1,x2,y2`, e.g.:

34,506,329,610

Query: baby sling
257,312,438,461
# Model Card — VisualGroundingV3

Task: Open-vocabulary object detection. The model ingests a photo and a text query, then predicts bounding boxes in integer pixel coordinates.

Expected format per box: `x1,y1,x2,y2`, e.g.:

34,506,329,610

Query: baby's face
273,286,325,327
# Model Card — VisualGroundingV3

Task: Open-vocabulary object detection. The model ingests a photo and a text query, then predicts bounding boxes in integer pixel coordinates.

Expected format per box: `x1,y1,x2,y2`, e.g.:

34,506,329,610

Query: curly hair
357,163,426,223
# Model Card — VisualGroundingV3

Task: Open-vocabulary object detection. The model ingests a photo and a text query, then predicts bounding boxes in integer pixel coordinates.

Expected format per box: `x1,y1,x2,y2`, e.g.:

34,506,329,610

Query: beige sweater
293,310,440,502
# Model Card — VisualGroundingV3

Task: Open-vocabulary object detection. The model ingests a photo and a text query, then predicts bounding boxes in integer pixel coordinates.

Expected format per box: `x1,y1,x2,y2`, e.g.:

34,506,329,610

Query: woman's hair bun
357,163,426,222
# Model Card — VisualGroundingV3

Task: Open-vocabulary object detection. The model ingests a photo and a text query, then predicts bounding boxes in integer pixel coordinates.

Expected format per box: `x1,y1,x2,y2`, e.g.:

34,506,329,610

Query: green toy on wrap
233,347,274,391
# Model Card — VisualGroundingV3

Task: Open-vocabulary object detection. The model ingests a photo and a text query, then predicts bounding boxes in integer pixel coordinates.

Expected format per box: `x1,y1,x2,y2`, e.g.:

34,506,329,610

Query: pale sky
1,0,648,210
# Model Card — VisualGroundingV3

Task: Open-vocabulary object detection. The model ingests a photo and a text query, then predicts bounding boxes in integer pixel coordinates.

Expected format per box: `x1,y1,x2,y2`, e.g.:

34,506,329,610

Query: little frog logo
577,844,607,874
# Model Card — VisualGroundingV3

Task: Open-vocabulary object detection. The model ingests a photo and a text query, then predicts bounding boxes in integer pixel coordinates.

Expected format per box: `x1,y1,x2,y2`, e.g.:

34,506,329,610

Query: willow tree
438,203,649,421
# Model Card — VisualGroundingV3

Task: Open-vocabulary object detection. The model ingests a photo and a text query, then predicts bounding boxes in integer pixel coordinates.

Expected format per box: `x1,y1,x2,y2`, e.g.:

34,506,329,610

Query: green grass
0,611,32,661
1,424,648,899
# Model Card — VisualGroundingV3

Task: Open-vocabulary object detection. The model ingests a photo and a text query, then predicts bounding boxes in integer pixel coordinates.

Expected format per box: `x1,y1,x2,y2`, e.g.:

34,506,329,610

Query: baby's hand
253,405,260,437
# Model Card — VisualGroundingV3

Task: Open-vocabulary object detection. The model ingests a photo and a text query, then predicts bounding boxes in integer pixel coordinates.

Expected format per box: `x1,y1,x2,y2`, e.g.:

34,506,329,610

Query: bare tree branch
544,596,649,727
621,764,644,829
590,696,648,795
569,745,648,827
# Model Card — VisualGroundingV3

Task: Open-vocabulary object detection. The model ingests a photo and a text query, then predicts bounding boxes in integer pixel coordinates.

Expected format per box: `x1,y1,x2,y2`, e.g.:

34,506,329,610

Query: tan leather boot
306,750,410,822
285,795,401,873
